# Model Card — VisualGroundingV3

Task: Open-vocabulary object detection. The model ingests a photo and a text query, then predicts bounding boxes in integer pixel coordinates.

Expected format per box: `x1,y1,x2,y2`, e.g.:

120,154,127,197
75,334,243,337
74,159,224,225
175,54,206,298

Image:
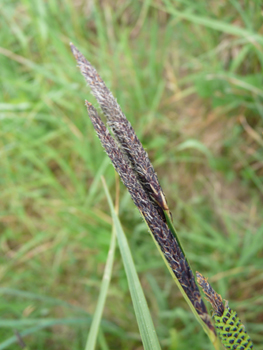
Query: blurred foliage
0,0,263,349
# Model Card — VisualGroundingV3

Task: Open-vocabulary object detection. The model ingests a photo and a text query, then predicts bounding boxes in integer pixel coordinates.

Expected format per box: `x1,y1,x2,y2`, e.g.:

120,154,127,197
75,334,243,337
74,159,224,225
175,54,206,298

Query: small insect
196,272,254,350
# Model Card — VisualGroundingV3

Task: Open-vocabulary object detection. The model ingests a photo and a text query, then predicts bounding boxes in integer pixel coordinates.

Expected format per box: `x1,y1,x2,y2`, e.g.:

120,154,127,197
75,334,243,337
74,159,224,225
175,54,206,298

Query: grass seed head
70,43,170,219
72,44,215,333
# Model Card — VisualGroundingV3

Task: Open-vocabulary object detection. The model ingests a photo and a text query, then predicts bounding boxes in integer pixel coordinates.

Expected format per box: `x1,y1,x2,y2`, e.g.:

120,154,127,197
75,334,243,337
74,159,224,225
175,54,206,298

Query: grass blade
0,317,124,350
85,228,116,350
158,0,263,46
102,178,162,350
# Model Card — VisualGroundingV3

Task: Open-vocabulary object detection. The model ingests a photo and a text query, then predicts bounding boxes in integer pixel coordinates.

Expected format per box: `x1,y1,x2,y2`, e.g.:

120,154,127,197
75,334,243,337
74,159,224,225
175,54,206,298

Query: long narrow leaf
158,0,263,46
102,178,162,350
85,228,116,350
0,317,124,350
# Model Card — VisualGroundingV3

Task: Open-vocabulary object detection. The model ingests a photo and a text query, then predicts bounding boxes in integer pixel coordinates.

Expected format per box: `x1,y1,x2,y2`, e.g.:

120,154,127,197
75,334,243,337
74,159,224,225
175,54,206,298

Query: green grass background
1,0,263,349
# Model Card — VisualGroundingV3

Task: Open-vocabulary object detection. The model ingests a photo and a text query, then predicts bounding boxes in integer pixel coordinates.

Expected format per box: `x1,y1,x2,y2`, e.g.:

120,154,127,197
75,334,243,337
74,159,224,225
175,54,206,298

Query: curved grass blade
0,317,124,350
102,178,162,350
158,0,263,46
164,210,186,260
0,288,87,313
85,227,116,350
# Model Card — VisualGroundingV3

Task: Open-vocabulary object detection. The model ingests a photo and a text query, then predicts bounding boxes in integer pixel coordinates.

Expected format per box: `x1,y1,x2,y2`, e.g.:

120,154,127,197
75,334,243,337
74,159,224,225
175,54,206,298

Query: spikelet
87,102,211,329
70,43,170,221
71,43,214,332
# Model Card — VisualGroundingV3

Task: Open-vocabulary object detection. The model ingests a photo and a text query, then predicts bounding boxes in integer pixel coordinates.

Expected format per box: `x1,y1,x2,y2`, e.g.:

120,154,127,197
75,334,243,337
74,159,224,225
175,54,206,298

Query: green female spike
196,272,254,350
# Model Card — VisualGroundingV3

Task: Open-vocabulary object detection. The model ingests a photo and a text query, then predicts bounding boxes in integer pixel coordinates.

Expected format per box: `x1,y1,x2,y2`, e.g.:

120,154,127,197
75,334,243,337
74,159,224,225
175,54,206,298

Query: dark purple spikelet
70,43,169,219
86,101,214,332
71,43,214,332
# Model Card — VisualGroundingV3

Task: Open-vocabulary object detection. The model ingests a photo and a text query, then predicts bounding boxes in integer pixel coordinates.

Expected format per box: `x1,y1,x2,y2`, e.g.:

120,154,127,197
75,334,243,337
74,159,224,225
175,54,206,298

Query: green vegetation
1,0,262,349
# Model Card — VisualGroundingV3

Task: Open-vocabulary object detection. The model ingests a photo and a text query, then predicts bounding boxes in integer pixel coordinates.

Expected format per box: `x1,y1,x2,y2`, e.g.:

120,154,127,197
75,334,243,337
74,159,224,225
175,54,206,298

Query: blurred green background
1,0,263,349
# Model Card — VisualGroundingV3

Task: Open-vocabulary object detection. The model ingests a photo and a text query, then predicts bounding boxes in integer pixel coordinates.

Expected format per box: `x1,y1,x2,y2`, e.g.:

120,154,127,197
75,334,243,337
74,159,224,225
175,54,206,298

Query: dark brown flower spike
70,43,170,220
86,101,213,331
71,43,214,333
196,272,224,317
